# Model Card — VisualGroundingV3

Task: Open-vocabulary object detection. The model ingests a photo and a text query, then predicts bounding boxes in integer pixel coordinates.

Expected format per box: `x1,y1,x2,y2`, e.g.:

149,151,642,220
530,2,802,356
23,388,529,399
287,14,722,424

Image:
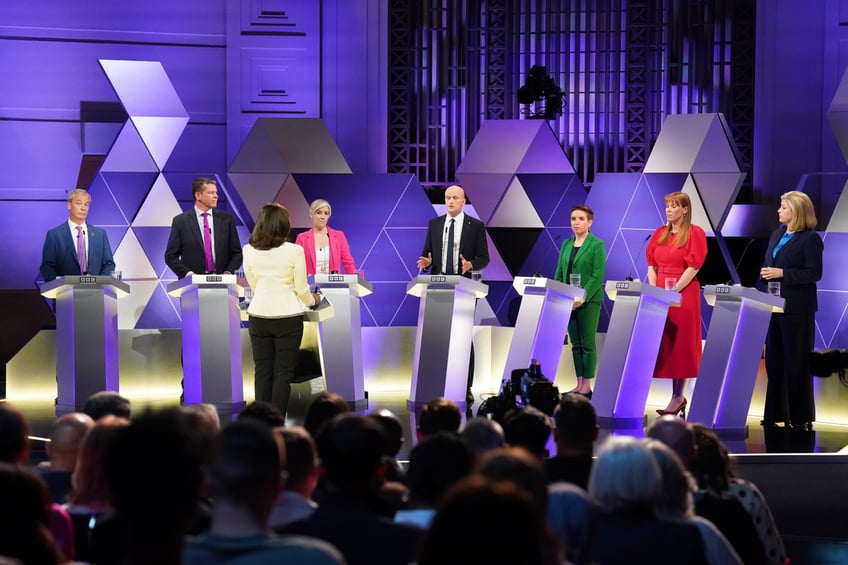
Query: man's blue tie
446,218,456,275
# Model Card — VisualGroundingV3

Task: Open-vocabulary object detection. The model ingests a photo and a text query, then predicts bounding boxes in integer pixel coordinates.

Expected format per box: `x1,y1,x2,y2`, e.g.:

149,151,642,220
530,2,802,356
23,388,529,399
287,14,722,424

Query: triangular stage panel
644,114,713,173
691,172,745,231
516,124,576,173
99,59,188,119
489,177,544,228
86,174,129,226
273,175,311,228
358,231,410,282
453,173,514,224
488,227,542,276
517,173,577,226
101,226,130,255
817,291,848,348
481,232,513,282
825,179,848,233
487,281,521,326
621,176,666,230
361,282,410,327
545,176,589,228
113,228,158,280
641,173,689,213
457,120,547,174
131,116,189,170
518,229,563,278
388,292,420,327
100,121,158,173
133,174,183,227
228,172,288,222
117,280,159,330
384,175,434,228
585,173,642,246
100,171,158,224
818,233,848,289
384,228,429,281
133,226,174,278
681,175,714,235
691,117,741,173
135,283,182,330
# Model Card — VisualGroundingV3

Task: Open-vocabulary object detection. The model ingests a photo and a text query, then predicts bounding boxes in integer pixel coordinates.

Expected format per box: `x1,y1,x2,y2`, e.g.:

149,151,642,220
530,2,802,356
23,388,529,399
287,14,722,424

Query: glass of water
569,273,581,287
768,281,781,296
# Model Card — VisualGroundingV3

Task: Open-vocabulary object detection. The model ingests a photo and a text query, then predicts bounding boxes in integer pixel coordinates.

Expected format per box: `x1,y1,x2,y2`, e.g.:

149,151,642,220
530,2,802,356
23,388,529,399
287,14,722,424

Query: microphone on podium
725,237,757,285
626,233,652,281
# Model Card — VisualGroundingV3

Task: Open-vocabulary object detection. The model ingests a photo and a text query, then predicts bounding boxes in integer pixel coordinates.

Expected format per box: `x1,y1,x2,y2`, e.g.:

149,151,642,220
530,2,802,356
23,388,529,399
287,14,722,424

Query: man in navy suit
40,189,115,282
164,177,242,278
417,185,490,404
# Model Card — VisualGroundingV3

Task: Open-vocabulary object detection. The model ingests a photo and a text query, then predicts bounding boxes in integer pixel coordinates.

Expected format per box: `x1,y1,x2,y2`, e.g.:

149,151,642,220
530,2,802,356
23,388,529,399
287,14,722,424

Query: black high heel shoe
656,398,687,418
790,421,813,431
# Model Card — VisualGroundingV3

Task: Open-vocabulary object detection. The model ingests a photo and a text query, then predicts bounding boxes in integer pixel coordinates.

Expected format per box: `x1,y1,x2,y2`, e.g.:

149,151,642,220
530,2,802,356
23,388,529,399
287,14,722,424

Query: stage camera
477,359,560,422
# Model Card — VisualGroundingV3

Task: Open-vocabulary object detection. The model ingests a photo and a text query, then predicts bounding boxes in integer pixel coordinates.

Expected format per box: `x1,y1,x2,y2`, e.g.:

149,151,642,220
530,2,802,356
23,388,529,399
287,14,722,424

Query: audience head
417,397,462,438
645,415,697,468
46,412,95,471
368,409,404,457
210,419,284,522
459,417,505,457
589,436,661,515
688,423,734,494
274,426,318,495
503,406,552,460
69,415,129,510
105,407,206,555
478,447,549,514
303,392,350,440
182,403,220,433
238,401,286,428
0,401,30,463
406,432,474,508
83,391,131,421
0,462,64,565
316,413,385,496
419,475,549,565
552,393,598,453
645,439,696,519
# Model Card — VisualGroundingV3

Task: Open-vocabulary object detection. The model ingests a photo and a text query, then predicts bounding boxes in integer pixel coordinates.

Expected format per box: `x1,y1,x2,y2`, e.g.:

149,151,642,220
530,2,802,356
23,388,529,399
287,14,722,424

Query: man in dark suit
164,177,242,278
40,189,116,281
416,185,490,403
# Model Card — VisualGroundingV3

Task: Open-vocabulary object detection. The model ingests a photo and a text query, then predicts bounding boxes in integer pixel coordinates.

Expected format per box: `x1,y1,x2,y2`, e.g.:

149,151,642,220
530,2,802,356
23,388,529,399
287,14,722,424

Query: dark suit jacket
554,231,607,304
164,208,242,278
421,213,489,276
40,223,115,281
762,226,823,315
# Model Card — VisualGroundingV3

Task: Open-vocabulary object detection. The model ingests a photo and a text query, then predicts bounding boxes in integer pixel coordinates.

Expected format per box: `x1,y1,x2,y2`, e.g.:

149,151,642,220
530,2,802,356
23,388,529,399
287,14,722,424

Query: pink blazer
295,226,357,275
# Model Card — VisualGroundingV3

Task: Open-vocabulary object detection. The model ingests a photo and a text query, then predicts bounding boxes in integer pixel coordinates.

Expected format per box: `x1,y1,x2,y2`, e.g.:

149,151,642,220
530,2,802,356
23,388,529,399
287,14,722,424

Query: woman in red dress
646,192,707,417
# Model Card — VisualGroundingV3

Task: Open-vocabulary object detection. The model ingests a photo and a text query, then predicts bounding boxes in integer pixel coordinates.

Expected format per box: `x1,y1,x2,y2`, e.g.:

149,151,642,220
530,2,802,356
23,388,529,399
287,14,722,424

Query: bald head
645,415,696,468
444,185,466,217
0,402,30,463
47,412,95,471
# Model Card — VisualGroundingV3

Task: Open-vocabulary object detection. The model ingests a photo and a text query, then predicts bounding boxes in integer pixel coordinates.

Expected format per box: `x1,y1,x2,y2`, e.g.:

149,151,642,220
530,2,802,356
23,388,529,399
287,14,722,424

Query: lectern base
407,399,468,412
597,415,647,429
194,400,247,423
712,425,749,440
348,397,369,411
56,403,80,417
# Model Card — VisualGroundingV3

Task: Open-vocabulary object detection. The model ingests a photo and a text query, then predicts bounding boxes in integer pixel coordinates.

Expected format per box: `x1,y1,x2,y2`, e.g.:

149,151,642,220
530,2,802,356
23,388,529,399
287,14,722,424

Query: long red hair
657,192,692,248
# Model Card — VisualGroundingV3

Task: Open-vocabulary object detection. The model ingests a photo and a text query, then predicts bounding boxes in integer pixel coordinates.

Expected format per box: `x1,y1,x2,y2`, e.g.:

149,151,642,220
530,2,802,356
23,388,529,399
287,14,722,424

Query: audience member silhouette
0,462,65,565
416,396,462,439
395,432,474,528
269,426,320,529
277,413,422,565
459,416,505,459
37,412,94,504
546,481,596,565
586,436,707,565
545,393,598,489
689,423,786,565
183,419,343,564
645,439,742,565
646,416,768,565
182,403,221,432
479,447,550,514
503,406,553,460
303,392,351,439
238,400,286,428
83,390,131,421
418,475,562,565
368,409,406,483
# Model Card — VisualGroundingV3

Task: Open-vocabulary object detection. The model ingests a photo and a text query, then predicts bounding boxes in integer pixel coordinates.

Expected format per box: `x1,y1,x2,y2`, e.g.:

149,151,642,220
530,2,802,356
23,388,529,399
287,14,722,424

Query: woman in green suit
554,204,607,398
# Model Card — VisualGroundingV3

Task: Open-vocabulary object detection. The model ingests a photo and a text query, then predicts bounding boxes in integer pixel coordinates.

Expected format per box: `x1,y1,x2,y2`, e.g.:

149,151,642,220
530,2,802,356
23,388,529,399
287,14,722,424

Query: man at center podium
416,184,490,404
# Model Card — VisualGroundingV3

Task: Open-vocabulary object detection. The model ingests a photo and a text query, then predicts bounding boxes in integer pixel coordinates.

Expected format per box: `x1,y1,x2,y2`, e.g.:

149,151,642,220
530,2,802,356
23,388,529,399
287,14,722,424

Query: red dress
646,225,707,379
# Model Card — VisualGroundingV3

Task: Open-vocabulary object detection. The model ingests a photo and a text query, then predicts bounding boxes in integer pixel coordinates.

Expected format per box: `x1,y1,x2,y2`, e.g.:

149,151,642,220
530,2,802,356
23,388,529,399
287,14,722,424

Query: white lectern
407,275,488,408
688,285,785,437
309,274,372,409
167,274,245,418
592,280,681,427
502,277,585,381
40,275,130,415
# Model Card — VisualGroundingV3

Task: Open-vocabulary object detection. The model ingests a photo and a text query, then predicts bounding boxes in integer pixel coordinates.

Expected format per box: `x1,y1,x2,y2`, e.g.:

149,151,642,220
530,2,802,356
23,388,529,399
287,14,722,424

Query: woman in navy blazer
760,191,823,430
554,204,607,398
295,199,356,275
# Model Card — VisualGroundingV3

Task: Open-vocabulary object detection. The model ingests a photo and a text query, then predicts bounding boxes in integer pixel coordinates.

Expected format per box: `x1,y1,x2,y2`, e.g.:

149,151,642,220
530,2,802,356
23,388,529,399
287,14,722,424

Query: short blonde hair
309,199,332,216
588,436,661,514
781,190,817,232
67,189,91,203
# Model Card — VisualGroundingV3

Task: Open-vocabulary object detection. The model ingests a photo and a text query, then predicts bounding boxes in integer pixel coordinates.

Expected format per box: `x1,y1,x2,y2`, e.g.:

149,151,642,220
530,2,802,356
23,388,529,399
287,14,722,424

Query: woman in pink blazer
294,199,357,275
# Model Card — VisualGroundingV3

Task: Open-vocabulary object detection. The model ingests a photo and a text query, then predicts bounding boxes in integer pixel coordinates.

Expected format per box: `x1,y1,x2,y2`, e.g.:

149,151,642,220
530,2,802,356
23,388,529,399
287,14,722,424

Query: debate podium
407,275,488,409
40,275,131,415
502,277,585,381
688,285,785,437
309,274,371,409
592,280,681,427
167,274,245,418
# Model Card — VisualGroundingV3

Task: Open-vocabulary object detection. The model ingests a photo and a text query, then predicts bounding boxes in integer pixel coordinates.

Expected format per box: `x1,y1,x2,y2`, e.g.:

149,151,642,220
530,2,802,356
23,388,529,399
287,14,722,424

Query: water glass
112,270,122,281
569,273,581,287
664,277,677,291
768,281,781,296
471,270,482,281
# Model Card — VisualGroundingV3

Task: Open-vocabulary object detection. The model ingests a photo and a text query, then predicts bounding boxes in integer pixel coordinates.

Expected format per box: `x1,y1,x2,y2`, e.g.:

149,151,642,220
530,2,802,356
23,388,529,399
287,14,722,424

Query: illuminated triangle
691,172,745,231
454,172,513,223
113,228,158,280
489,177,543,228
101,121,158,173
117,280,160,329
131,116,189,170
681,175,714,235
691,117,741,173
275,175,312,228
133,174,183,227
228,172,288,221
